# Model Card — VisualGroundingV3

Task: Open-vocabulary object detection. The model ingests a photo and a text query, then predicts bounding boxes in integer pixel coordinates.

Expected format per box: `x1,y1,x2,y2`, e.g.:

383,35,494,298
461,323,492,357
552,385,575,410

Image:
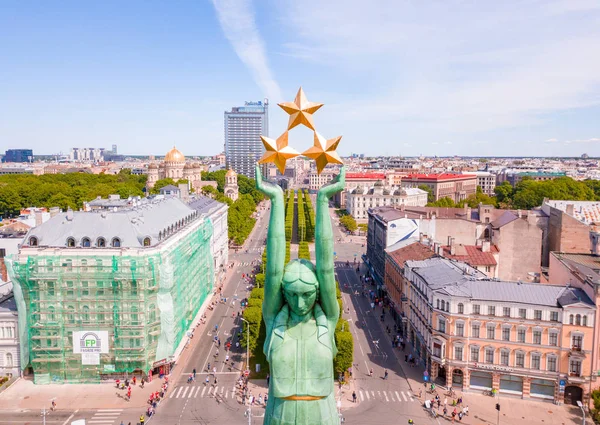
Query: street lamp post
240,317,250,372
577,400,586,425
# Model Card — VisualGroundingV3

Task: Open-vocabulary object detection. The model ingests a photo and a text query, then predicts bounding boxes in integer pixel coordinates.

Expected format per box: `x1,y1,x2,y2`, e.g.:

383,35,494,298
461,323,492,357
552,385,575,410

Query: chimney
566,204,575,216
438,245,444,256
66,208,74,221
590,228,600,257
482,241,490,253
450,244,456,255
49,207,60,217
517,209,522,218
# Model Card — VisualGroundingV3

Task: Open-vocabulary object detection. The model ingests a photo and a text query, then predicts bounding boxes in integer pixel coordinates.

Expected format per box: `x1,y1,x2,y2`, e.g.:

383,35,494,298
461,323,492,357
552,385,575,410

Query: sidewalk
373,303,583,425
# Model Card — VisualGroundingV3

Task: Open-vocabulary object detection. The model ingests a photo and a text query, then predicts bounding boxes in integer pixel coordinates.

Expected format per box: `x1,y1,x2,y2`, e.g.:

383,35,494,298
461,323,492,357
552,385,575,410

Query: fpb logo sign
73,331,109,354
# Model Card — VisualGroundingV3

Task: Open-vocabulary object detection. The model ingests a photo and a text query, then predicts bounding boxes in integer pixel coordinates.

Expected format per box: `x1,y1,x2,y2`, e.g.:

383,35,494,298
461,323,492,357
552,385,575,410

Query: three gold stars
259,87,343,174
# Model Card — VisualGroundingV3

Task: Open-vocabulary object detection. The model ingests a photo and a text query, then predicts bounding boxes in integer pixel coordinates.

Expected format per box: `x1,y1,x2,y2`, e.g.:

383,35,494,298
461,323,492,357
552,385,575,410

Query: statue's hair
282,259,318,288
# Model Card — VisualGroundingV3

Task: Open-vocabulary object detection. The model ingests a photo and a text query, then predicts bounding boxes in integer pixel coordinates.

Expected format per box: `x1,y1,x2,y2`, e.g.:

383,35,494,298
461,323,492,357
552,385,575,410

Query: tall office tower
224,100,269,179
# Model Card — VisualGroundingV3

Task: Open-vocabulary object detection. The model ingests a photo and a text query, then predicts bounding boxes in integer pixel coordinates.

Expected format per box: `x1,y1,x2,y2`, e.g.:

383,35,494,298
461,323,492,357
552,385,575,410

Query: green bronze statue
256,164,345,425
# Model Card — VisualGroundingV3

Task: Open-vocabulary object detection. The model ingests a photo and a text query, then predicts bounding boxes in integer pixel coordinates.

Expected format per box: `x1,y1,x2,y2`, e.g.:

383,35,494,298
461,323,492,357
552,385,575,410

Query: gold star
258,131,300,175
302,131,343,174
278,87,324,131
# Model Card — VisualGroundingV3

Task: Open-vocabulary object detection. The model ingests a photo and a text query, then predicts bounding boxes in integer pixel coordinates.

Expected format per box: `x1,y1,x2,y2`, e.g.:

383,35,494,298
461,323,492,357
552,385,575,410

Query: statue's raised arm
315,166,345,324
255,164,285,332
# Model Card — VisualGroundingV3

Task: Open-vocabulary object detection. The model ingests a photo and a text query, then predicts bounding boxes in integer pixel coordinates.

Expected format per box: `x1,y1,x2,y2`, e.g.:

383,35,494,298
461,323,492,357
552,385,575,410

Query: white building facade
346,183,428,220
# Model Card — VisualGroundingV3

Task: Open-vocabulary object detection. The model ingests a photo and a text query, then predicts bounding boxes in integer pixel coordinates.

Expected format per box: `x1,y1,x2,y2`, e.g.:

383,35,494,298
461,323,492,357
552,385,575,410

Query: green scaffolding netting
6,218,214,384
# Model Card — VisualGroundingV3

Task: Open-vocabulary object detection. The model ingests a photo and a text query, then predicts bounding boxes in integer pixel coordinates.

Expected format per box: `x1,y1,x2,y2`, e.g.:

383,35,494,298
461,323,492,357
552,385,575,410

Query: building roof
0,296,17,313
490,211,519,228
188,196,228,216
159,185,180,192
403,173,477,181
165,146,185,162
24,197,200,249
369,207,406,223
551,252,600,286
545,200,600,225
386,239,436,269
441,244,498,266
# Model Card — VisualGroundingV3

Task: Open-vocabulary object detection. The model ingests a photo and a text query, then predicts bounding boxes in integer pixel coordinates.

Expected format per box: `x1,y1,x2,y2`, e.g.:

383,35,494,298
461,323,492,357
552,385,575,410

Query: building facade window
531,353,541,370
534,310,542,320
67,237,75,247
485,348,494,364
569,359,582,376
549,331,558,346
569,314,574,325
472,323,480,338
97,237,106,247
502,326,510,341
82,237,91,247
438,318,446,333
517,327,526,343
515,352,525,368
550,311,559,322
583,316,588,327
454,346,463,361
456,322,464,337
487,324,495,340
547,356,557,372
500,350,509,366
6,353,13,367
29,236,38,246
503,307,511,317
111,237,121,248
488,306,496,316
519,308,527,319
575,314,581,325
458,303,464,314
533,330,542,344
473,304,480,315
572,334,583,350
470,346,479,362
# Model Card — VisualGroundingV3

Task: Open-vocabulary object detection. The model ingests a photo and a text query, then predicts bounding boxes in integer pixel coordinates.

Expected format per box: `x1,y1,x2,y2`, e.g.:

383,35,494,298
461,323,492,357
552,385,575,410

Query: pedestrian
140,414,145,424
214,376,218,386
437,399,440,409
444,397,448,407
132,376,136,386
127,386,131,400
352,391,357,403
205,376,210,385
207,362,211,371
51,400,56,411
264,394,268,405
369,368,373,377
193,368,196,379
266,373,270,387
384,369,388,380
443,406,448,417
213,366,217,375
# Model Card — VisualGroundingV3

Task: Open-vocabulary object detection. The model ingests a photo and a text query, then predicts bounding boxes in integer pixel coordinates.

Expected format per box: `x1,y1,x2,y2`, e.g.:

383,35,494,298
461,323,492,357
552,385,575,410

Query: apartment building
404,257,596,405
401,173,477,203
470,171,497,196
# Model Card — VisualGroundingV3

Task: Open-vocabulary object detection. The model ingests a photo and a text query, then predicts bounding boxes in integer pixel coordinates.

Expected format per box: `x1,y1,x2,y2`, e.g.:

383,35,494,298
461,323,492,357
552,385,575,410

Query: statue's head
282,259,318,317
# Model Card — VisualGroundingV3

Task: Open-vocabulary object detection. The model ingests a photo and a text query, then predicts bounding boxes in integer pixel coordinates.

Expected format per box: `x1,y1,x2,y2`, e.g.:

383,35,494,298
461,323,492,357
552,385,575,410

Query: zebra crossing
355,389,416,404
170,384,238,400
88,409,123,424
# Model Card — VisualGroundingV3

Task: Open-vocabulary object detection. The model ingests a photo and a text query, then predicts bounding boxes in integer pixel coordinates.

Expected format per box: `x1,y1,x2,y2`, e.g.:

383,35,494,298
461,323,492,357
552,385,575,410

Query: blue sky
1,0,599,157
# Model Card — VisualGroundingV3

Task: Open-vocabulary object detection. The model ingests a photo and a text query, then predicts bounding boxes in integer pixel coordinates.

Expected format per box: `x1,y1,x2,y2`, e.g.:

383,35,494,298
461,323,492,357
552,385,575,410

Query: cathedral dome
184,163,193,169
165,146,185,162
148,163,158,169
226,169,236,177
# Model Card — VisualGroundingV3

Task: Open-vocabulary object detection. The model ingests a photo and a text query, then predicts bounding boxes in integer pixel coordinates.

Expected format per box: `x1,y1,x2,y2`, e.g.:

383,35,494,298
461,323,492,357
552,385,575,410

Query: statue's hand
255,163,283,200
318,166,346,199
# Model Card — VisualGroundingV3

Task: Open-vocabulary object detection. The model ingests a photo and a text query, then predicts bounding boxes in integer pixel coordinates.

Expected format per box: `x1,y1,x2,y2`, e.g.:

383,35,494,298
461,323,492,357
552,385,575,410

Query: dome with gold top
226,168,236,177
165,146,185,162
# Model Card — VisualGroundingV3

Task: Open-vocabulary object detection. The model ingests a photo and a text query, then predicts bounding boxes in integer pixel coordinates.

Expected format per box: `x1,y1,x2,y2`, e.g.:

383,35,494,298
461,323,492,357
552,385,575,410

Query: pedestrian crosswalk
88,409,123,424
170,384,238,400
355,389,415,404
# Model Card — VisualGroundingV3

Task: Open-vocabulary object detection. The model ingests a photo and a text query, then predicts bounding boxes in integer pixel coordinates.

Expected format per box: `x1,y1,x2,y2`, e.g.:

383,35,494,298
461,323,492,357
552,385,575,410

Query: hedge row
298,241,311,261
334,281,354,376
297,190,306,242
303,190,315,241
285,241,291,264
285,190,294,242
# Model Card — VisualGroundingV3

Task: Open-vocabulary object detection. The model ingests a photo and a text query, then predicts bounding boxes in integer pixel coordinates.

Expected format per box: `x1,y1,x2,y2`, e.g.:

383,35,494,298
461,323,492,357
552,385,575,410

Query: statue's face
282,260,318,317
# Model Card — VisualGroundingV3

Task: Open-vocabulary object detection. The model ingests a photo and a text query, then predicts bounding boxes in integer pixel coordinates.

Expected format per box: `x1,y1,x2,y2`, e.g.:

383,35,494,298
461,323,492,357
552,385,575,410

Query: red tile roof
442,244,498,266
387,242,436,268
404,173,477,181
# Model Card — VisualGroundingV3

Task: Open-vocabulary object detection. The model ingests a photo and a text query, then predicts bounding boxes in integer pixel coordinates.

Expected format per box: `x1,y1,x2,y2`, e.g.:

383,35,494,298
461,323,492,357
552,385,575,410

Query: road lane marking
371,391,375,398
180,386,189,398
194,386,201,397
359,391,364,402
173,386,182,398
201,386,207,397
409,392,414,401
365,391,370,400
384,391,389,402
390,392,395,402
401,391,408,401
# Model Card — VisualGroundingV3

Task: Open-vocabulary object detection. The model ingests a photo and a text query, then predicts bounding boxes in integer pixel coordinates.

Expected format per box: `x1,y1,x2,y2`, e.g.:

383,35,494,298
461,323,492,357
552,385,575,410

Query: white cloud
545,138,559,143
564,137,600,144
211,0,282,101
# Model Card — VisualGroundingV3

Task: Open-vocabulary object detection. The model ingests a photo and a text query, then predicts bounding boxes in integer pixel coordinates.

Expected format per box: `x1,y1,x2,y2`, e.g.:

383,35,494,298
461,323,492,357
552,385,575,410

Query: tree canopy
0,172,147,217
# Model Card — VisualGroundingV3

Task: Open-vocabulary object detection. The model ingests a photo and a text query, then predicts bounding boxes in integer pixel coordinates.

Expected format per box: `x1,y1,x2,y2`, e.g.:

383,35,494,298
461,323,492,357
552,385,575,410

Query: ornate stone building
224,169,239,201
146,147,202,190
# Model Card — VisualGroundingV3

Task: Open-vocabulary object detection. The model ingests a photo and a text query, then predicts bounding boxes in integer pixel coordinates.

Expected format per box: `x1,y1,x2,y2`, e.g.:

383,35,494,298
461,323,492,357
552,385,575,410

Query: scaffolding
7,217,214,384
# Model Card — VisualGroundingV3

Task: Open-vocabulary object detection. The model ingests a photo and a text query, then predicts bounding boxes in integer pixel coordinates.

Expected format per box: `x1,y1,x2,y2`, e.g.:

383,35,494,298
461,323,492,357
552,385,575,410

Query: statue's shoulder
272,304,290,339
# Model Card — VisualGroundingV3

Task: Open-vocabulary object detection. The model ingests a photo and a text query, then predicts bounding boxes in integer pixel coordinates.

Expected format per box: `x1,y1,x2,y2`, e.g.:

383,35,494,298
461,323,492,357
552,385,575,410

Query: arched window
82,305,90,322
97,237,106,247
111,238,121,248
441,300,445,311
82,237,91,247
6,353,13,367
437,300,440,309
458,303,464,314
583,316,588,327
29,236,38,246
67,305,75,323
67,237,75,247
446,303,450,312
569,314,574,325
148,304,156,324
576,314,581,326
143,237,151,247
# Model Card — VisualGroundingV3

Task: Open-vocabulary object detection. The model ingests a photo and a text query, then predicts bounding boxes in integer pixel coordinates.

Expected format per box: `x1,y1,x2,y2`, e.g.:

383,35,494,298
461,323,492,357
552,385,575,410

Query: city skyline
1,1,599,157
